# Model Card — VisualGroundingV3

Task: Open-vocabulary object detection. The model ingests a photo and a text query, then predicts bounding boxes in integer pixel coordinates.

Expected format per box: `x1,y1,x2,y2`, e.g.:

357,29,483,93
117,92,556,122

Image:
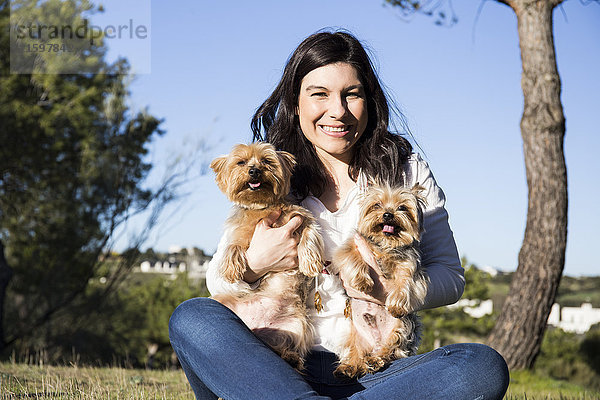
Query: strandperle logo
13,19,148,45
9,1,151,75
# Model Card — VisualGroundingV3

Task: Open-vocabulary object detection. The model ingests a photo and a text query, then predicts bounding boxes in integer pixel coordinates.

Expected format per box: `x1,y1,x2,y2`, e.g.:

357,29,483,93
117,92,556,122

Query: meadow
2,265,598,399
1,362,599,399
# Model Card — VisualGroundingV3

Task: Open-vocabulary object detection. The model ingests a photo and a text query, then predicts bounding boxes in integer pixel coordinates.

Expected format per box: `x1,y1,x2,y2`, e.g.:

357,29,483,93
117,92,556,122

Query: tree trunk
487,0,567,370
0,240,13,352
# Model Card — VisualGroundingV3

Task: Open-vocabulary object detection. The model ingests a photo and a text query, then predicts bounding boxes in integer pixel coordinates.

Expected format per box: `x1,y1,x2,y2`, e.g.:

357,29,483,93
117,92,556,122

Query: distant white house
447,299,494,318
547,303,600,334
140,260,187,274
479,265,499,277
447,299,600,334
138,247,211,278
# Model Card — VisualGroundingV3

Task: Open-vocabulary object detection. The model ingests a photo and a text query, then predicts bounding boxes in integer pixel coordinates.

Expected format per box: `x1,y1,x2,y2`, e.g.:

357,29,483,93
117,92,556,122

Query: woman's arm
412,153,464,309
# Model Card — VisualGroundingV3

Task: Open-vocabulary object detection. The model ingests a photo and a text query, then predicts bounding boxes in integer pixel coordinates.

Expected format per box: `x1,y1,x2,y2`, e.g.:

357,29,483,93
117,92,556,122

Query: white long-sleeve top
206,153,464,353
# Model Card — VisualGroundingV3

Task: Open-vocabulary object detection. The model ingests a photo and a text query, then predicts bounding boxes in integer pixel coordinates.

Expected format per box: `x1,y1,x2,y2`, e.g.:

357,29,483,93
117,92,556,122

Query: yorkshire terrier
209,142,324,370
330,183,429,378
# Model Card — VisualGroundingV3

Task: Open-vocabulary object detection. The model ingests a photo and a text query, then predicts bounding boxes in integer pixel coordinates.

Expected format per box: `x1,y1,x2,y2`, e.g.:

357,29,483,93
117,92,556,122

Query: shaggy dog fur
209,142,324,370
330,184,429,378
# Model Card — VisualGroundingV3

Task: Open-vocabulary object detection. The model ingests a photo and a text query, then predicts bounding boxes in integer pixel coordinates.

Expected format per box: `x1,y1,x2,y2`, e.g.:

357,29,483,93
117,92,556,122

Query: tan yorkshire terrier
330,183,429,378
209,142,324,370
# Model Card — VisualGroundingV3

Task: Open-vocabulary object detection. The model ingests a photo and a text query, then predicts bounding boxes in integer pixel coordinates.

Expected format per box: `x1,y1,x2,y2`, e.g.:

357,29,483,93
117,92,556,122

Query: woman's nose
328,95,347,119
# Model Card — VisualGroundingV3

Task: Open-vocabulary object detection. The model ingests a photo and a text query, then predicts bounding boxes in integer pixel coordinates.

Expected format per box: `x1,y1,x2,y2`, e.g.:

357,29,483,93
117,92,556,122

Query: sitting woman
169,30,510,400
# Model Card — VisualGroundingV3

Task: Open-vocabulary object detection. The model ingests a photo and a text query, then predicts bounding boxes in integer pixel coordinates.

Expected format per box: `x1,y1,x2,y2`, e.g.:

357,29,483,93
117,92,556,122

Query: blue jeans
169,298,509,400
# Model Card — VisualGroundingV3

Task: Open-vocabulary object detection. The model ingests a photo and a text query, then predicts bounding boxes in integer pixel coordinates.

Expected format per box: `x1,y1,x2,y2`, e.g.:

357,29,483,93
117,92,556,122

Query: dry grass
1,362,599,399
0,362,194,399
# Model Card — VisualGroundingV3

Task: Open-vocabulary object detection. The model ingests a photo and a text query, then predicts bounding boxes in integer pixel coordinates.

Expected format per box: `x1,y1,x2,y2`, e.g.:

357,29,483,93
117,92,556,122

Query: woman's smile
319,124,353,137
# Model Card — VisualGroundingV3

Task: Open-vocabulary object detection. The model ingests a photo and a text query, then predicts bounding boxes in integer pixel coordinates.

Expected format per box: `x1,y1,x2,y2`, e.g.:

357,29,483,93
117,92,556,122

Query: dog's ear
411,183,427,229
210,155,227,173
411,183,427,204
275,150,296,197
276,150,296,176
210,155,228,192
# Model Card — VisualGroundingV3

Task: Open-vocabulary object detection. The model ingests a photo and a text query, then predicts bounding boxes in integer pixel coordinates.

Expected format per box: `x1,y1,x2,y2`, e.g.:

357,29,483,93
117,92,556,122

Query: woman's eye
346,92,361,98
311,92,327,97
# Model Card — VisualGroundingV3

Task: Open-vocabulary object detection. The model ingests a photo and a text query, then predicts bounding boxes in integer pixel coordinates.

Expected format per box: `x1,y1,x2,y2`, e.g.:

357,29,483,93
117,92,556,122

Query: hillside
485,271,600,310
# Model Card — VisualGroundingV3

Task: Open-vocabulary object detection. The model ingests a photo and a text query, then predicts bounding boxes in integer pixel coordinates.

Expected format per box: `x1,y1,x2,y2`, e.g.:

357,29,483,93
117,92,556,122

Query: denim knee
169,297,222,345
467,343,509,380
446,343,509,399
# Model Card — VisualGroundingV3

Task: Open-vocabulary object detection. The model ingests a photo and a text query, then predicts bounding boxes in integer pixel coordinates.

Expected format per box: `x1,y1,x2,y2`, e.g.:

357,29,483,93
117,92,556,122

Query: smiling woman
169,30,509,400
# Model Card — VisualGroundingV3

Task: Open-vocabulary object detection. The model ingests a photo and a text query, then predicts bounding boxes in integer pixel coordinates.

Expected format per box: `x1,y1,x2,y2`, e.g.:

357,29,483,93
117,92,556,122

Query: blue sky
95,0,599,276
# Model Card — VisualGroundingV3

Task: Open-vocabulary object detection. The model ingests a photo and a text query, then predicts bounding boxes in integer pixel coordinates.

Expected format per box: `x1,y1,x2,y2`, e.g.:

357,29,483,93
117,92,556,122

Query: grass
505,370,600,399
1,362,599,399
0,362,194,399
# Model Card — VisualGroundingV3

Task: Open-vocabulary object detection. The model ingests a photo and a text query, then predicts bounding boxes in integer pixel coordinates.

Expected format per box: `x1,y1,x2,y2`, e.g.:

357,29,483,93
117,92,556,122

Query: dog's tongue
383,225,395,234
248,182,261,189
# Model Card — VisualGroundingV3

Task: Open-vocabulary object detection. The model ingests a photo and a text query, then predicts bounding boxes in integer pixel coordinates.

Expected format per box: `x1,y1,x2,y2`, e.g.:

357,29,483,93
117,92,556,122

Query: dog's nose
248,167,262,178
383,212,394,221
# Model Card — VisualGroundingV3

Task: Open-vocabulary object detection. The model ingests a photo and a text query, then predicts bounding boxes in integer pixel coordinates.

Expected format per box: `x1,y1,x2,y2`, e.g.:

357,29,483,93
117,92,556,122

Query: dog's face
358,184,426,248
210,142,296,207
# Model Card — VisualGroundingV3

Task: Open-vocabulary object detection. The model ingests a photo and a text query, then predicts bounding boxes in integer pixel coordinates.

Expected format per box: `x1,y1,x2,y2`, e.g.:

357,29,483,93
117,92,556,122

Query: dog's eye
261,158,272,165
372,203,381,210
237,160,246,166
397,205,407,212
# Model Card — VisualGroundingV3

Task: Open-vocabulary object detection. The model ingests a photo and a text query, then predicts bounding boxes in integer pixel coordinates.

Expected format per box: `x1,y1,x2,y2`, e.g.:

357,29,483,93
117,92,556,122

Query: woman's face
297,62,368,164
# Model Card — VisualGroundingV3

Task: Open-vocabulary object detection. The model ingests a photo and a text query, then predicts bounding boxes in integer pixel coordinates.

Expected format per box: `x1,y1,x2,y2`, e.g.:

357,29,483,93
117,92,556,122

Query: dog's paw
298,228,324,277
334,362,361,379
365,355,386,372
281,351,305,372
222,246,248,283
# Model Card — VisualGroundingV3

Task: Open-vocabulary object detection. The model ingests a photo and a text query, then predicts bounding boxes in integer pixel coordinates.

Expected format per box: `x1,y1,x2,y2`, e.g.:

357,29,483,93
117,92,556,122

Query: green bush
43,273,207,368
418,257,496,353
534,327,600,391
418,307,496,353
581,323,600,375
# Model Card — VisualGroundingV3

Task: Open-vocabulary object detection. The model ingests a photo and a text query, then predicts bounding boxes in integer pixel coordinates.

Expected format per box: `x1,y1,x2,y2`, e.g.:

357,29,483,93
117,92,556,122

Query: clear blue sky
95,0,599,276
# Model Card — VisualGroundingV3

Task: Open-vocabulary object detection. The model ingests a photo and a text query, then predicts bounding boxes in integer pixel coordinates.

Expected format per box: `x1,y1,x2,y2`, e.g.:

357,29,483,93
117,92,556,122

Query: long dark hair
251,30,413,199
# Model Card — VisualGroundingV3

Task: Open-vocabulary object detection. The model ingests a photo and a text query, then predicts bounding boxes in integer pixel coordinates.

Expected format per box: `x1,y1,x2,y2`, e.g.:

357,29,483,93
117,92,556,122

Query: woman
169,30,509,400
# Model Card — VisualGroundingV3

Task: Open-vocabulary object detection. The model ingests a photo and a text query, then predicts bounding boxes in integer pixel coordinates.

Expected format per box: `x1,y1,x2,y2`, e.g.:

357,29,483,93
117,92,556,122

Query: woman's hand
244,210,303,283
339,234,394,306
